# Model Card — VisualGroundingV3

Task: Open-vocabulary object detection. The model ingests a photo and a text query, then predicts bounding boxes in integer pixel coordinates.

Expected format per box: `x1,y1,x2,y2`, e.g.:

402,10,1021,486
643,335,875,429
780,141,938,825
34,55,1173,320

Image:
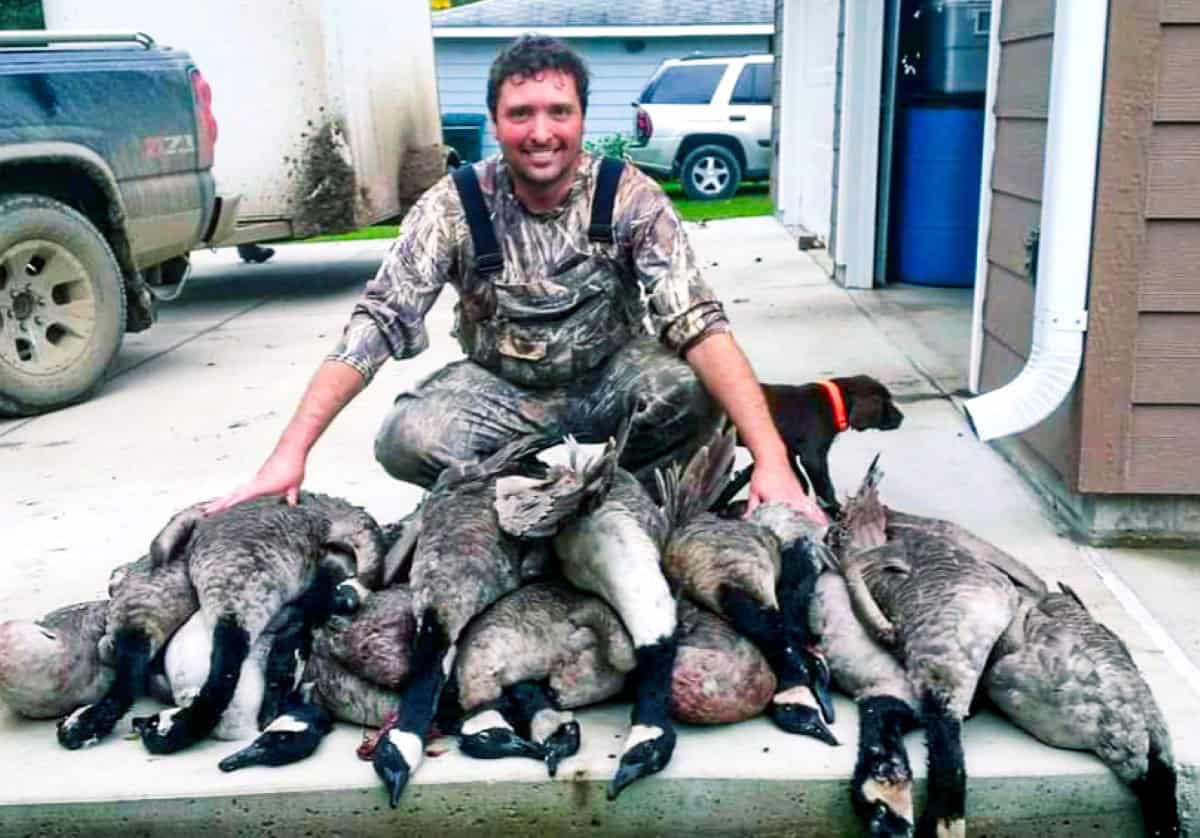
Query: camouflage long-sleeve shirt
328,152,729,382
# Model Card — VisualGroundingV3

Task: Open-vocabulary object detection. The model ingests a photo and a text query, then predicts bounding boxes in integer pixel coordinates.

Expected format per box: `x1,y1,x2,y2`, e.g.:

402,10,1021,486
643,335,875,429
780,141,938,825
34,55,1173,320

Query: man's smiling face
493,68,585,206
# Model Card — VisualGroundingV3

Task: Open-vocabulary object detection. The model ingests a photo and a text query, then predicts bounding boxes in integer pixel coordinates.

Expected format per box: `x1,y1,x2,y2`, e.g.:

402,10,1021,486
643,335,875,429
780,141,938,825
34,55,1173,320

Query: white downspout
962,0,1108,441
967,0,1003,394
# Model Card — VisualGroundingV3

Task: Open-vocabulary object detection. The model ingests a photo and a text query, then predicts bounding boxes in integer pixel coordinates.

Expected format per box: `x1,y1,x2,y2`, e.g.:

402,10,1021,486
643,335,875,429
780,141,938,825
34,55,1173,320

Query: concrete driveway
0,219,1195,835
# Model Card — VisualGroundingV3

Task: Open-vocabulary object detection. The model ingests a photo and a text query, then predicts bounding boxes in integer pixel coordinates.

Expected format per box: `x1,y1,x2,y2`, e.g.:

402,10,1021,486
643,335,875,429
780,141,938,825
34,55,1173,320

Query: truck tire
680,144,741,201
0,194,126,417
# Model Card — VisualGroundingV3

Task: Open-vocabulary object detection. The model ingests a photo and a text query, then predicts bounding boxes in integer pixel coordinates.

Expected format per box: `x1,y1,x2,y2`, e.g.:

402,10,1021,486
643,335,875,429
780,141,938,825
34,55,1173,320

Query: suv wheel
680,145,741,201
0,194,126,417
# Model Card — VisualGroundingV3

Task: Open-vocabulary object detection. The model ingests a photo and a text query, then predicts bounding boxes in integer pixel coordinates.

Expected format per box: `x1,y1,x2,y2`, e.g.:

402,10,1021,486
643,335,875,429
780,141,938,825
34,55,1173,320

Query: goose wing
494,418,632,539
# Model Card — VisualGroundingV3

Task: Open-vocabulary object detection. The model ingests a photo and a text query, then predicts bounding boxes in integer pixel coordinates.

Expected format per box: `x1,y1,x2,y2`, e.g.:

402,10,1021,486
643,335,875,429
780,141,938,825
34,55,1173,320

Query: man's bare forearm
684,332,787,463
274,360,367,457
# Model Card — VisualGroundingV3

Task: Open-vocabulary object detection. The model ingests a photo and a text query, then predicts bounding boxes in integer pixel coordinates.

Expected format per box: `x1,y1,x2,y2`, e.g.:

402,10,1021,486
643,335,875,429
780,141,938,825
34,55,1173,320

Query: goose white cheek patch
460,709,511,736
774,685,820,709
531,708,574,745
265,714,309,734
387,729,424,770
623,724,663,753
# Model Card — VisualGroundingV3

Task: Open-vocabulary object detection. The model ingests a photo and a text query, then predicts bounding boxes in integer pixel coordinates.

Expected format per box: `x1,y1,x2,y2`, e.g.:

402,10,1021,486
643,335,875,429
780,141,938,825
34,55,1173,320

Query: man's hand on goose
744,458,829,526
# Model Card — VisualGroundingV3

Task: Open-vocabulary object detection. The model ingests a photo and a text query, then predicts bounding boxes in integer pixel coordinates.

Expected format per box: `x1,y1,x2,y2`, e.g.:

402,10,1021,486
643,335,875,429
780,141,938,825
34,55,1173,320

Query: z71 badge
143,134,196,158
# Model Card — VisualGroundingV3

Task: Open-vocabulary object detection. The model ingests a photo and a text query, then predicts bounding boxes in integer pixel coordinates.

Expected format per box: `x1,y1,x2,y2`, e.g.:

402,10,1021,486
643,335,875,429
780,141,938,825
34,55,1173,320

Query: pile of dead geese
0,420,1181,837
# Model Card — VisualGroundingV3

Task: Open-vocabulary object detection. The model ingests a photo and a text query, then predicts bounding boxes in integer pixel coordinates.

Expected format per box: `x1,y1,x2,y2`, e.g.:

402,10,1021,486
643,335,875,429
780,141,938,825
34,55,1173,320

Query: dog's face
837,375,904,432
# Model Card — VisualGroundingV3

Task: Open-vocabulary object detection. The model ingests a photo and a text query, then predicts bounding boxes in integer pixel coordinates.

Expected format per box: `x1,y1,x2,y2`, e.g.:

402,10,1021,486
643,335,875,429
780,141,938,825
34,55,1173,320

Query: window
730,63,773,105
641,64,726,105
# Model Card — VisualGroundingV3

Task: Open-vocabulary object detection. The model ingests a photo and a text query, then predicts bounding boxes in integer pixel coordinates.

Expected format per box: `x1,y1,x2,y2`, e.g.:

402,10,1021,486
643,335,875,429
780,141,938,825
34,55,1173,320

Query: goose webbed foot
607,723,676,801
373,730,420,809
542,719,580,777
57,701,124,750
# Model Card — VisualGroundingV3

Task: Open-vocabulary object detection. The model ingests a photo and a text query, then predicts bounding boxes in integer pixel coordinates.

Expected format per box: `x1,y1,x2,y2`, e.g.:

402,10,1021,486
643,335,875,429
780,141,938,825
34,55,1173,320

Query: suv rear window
641,64,726,105
730,63,773,105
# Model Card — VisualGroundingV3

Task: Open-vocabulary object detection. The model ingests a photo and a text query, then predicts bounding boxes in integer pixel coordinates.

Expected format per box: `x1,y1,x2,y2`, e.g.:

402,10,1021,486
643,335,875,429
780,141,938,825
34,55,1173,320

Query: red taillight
635,107,653,143
190,68,217,168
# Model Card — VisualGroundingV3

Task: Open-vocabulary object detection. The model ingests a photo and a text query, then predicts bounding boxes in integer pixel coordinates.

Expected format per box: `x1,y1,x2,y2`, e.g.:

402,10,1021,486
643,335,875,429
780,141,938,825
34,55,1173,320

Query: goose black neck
1130,741,1180,838
777,540,819,642
858,695,919,757
919,693,966,828
631,637,678,728
718,586,810,688
504,680,557,736
182,615,251,737
395,608,451,735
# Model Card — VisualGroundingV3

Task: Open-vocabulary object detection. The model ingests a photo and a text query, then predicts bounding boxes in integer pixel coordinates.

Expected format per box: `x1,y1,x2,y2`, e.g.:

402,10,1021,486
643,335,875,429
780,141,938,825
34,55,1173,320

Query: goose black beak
770,700,839,746
459,728,546,762
373,735,412,809
607,727,676,801
542,720,581,778
218,741,270,772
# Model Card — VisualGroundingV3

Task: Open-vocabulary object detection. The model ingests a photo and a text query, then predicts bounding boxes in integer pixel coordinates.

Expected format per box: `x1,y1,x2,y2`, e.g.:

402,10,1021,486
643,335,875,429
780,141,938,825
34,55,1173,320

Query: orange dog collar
818,379,849,432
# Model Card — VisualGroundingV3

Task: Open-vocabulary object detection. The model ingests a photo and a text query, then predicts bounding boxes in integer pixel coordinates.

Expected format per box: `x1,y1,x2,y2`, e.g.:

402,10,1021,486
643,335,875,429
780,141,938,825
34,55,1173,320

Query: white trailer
42,0,448,244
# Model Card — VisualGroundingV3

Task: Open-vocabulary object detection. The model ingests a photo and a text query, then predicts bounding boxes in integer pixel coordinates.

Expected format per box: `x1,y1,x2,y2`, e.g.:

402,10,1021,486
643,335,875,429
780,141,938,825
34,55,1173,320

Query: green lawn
306,180,771,243
663,181,772,222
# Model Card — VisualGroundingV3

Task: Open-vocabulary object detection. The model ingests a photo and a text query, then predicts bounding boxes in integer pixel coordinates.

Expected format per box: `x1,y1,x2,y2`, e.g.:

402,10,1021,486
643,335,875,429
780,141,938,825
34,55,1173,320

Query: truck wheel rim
0,239,97,377
690,156,731,196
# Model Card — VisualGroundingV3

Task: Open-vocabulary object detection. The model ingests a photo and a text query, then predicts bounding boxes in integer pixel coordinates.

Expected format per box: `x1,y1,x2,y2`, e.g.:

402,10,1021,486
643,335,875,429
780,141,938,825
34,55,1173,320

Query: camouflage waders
374,336,720,489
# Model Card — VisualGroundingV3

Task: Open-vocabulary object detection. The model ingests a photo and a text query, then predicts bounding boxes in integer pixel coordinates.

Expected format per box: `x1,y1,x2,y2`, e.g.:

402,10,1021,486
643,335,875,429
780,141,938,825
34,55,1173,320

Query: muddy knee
374,395,460,487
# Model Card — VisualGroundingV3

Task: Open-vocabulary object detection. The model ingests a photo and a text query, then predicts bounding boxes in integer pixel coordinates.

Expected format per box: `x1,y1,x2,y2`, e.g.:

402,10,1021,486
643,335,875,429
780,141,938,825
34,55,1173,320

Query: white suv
627,54,773,200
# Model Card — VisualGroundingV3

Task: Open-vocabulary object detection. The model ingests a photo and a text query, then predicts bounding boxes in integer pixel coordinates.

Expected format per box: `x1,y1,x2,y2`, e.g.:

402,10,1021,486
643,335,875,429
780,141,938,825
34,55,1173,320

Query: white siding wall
775,0,839,241
435,35,770,159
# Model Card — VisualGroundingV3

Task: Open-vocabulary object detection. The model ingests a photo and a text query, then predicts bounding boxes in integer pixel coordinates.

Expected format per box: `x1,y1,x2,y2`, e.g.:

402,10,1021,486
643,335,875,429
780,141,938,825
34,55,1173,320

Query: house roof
432,0,773,29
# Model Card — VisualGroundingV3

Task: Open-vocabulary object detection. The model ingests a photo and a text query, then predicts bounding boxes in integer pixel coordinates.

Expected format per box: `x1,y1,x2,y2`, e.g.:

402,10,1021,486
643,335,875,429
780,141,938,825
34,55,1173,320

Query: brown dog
716,375,903,516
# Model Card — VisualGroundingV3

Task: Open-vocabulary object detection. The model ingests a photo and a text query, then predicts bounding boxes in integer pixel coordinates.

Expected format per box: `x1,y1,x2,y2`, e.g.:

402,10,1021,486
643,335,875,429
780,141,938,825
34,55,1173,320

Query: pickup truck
0,30,237,417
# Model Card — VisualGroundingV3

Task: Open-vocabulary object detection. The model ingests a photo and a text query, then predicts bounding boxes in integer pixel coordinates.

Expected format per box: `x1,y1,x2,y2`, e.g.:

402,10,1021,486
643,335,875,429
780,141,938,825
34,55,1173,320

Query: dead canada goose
493,420,681,801
455,579,634,775
0,600,111,720
130,492,382,755
809,570,920,837
659,425,836,744
57,553,198,749
309,576,774,775
455,588,780,777
834,459,1023,838
140,558,360,746
370,436,548,808
983,583,1179,837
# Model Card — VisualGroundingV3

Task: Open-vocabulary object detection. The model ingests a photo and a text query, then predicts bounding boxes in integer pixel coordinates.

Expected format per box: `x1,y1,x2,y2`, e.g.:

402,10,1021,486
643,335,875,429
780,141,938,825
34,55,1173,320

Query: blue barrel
893,106,984,287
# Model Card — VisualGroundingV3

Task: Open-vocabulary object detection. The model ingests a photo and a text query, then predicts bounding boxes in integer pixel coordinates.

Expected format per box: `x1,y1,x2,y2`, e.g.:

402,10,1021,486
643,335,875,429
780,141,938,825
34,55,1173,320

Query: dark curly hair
487,35,590,118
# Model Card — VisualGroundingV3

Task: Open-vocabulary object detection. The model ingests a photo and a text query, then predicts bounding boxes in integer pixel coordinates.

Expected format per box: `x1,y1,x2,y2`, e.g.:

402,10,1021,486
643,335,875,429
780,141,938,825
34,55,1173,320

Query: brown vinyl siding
1141,221,1200,310
980,0,1075,480
1079,0,1200,493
